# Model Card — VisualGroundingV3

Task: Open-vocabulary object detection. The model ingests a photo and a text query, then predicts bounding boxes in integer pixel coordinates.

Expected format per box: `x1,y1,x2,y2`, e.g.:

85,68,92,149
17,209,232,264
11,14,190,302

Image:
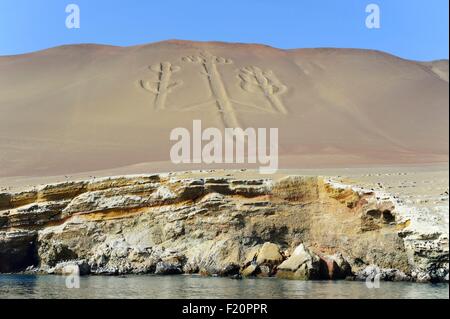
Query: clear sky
0,0,448,60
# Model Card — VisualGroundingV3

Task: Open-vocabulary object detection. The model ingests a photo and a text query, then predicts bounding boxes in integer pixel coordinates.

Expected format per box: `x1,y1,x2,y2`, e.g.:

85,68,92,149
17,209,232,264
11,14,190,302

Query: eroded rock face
0,231,38,273
276,244,322,280
0,173,447,282
355,264,411,282
319,253,353,280
241,242,284,277
48,259,91,276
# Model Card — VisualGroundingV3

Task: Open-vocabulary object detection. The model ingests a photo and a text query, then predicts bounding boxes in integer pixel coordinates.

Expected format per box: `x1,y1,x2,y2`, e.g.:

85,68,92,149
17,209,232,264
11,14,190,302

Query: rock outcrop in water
0,172,448,282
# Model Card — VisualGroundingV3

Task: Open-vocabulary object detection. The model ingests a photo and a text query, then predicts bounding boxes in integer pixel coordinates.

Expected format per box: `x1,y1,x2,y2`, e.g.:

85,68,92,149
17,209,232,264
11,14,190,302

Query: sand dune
0,40,448,177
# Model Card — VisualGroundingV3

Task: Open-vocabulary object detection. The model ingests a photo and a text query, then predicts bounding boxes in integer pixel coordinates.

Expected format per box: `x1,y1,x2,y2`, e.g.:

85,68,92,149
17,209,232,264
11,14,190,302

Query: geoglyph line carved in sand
140,62,183,110
182,52,240,128
239,66,288,114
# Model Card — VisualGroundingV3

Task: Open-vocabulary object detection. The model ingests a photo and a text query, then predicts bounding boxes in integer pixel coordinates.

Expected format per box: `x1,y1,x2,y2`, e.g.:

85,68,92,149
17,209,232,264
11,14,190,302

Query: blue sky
0,0,448,60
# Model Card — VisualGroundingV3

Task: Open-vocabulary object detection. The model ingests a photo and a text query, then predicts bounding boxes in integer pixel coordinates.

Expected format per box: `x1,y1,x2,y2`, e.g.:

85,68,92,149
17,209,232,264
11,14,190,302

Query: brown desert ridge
0,40,448,178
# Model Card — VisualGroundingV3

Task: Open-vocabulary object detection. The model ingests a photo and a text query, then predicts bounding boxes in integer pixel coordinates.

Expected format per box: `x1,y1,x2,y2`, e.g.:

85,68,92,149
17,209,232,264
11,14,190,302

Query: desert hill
0,40,448,177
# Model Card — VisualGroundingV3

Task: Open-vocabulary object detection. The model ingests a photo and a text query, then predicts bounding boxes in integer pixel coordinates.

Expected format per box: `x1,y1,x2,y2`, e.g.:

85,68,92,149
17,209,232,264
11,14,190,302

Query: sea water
0,274,448,299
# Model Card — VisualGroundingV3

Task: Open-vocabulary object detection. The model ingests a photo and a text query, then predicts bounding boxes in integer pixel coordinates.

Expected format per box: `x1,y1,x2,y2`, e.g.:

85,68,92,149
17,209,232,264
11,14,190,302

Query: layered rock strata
0,172,448,282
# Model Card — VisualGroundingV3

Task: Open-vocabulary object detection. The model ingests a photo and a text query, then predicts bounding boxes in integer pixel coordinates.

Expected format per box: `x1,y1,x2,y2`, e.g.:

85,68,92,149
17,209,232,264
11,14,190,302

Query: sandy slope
0,40,448,177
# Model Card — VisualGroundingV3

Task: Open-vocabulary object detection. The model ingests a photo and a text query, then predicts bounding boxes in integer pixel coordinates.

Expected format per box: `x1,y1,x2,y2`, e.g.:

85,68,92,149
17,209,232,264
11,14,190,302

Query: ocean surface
0,274,448,299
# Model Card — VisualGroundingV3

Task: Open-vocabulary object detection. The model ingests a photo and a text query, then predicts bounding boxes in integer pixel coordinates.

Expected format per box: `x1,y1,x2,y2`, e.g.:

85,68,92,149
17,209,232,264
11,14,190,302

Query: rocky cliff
0,172,448,282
